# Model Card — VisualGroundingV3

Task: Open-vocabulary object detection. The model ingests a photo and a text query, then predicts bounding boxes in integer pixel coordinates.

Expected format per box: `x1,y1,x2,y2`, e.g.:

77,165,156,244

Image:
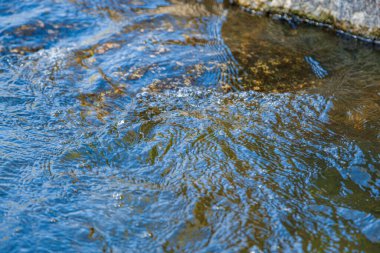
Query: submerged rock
233,0,380,40
222,9,322,92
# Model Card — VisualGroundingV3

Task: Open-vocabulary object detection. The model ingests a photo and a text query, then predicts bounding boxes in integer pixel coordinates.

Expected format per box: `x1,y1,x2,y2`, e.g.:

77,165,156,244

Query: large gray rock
233,0,380,39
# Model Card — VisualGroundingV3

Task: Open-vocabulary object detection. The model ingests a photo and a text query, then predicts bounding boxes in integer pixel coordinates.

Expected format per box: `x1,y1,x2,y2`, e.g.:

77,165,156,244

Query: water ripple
0,0,379,252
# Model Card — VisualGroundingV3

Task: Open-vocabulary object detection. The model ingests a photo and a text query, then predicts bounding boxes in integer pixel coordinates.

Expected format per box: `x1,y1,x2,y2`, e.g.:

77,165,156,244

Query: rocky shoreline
232,0,380,43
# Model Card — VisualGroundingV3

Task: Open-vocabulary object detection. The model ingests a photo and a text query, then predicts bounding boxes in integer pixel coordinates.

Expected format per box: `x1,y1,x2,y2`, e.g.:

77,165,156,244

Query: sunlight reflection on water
0,0,379,252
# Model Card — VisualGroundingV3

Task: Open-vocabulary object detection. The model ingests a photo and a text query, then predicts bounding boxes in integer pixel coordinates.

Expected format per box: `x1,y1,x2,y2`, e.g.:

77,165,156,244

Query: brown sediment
9,46,44,55
77,67,126,122
163,35,210,47
72,41,122,68
222,10,322,92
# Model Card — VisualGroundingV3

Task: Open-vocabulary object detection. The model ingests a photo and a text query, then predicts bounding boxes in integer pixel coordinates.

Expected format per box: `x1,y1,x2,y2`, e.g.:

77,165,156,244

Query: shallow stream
0,0,380,252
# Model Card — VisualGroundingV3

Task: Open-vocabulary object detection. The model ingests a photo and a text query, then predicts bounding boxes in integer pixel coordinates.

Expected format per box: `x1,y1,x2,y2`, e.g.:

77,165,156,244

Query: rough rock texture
234,0,380,39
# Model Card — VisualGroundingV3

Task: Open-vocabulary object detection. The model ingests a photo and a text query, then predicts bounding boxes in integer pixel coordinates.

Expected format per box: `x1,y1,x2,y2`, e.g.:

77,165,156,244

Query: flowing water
1,0,380,252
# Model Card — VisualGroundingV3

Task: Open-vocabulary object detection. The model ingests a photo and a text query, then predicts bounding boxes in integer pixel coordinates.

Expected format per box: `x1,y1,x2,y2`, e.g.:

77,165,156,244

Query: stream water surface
0,0,380,252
